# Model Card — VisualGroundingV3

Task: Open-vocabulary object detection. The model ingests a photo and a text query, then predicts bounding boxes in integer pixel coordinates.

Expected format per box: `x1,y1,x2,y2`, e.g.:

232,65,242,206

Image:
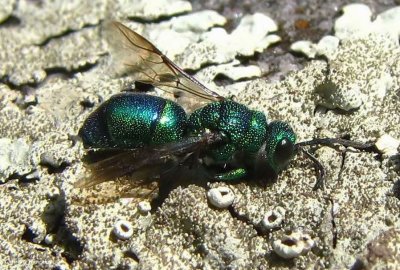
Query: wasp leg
296,137,378,191
300,148,325,190
213,168,247,181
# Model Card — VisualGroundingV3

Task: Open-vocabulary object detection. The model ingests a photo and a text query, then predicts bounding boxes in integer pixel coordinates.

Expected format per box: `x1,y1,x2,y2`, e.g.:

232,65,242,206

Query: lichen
1,1,400,269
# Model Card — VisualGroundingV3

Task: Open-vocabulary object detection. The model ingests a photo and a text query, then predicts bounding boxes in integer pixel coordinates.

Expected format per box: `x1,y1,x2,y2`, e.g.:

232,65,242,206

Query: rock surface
1,1,399,269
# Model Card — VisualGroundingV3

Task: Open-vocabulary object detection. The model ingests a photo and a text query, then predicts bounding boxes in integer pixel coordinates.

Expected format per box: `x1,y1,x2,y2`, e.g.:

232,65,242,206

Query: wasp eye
274,138,295,166
265,121,296,172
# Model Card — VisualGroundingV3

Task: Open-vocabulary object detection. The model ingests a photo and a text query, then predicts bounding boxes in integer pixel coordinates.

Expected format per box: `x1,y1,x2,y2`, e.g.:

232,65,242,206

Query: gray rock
0,138,34,182
1,1,400,269
0,0,14,23
114,0,192,21
356,228,400,269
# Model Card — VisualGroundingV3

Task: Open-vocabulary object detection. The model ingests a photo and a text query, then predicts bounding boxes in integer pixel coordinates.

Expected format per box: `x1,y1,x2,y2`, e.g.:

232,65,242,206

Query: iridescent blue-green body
188,100,267,162
79,93,187,149
80,93,297,181
188,100,297,176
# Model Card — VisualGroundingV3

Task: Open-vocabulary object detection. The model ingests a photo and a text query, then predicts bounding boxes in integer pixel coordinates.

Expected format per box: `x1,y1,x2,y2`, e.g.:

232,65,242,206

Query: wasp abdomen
79,93,187,149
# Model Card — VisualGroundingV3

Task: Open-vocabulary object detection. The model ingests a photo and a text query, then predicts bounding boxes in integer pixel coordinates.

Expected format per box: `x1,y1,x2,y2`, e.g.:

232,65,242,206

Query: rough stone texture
356,228,400,269
0,0,15,23
114,0,192,21
1,1,400,270
0,138,35,182
190,0,400,83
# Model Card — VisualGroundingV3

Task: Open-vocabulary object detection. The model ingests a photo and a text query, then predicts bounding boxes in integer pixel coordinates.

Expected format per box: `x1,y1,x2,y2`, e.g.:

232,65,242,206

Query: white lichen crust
115,0,192,21
207,186,235,209
113,220,134,241
261,207,286,230
291,5,400,111
0,138,35,182
0,0,14,22
1,1,400,269
375,134,400,156
272,231,315,259
137,201,152,214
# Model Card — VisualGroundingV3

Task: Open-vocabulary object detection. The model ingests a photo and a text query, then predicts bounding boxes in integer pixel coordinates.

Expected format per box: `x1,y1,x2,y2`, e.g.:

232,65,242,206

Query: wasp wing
71,176,158,205
105,21,224,105
74,132,223,189
72,147,170,205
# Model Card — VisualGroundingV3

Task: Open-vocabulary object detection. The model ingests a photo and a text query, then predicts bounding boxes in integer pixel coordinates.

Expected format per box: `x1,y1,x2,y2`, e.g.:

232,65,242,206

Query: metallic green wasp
75,22,375,202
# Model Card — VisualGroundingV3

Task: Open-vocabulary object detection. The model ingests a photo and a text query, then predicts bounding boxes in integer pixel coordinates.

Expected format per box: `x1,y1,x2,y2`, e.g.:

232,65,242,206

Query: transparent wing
105,21,224,104
74,132,223,189
71,176,159,205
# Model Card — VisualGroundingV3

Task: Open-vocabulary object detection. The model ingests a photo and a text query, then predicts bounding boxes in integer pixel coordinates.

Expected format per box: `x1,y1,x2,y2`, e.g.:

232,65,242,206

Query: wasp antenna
295,137,378,191
296,138,376,151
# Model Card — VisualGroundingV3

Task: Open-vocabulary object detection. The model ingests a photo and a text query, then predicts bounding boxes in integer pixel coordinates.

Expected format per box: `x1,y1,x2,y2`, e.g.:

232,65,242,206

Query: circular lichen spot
113,220,134,240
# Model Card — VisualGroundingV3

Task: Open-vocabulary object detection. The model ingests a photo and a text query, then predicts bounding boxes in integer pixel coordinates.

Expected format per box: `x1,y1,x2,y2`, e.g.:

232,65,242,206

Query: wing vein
107,21,224,104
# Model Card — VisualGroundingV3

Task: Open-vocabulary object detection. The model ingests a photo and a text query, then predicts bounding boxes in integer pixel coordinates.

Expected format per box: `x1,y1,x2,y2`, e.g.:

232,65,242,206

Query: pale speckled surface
1,1,400,269
0,0,15,23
